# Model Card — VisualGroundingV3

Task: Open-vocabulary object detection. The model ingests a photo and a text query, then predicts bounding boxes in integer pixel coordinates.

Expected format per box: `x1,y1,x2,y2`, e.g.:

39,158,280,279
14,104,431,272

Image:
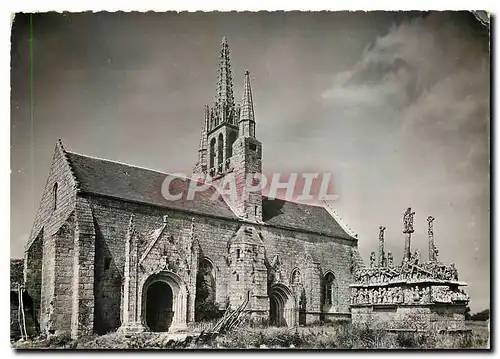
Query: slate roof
66,152,238,219
65,151,356,240
10,259,24,291
262,197,355,239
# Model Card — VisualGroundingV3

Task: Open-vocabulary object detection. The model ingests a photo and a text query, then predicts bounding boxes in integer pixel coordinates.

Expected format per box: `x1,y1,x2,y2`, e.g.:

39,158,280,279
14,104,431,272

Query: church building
23,38,363,338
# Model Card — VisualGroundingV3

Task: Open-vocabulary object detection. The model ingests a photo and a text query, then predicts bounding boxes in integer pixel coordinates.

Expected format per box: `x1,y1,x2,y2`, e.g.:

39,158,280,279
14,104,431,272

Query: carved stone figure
160,255,170,271
387,252,393,267
427,215,435,235
370,252,376,268
433,244,440,261
432,286,453,303
403,207,416,233
415,249,421,264
359,289,365,304
275,270,282,283
380,288,386,303
291,269,301,286
450,263,459,281
271,254,283,283
351,288,358,304
390,288,396,304
408,249,420,267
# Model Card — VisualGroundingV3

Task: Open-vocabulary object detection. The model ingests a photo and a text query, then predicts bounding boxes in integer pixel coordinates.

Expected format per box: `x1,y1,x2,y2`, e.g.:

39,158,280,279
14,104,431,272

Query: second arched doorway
268,284,295,327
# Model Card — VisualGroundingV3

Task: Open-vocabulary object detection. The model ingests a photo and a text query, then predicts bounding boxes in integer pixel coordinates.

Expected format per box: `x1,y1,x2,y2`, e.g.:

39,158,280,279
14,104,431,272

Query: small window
53,183,58,211
249,143,257,151
324,273,337,306
104,257,111,271
236,249,241,259
254,206,258,216
236,273,240,281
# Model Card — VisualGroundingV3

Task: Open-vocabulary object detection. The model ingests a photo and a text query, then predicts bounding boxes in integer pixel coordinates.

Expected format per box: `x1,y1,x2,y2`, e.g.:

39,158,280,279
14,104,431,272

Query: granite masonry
20,38,363,339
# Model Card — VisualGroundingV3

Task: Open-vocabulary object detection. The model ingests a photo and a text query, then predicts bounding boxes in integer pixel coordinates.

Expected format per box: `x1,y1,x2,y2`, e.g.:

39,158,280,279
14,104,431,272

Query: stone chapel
22,38,363,338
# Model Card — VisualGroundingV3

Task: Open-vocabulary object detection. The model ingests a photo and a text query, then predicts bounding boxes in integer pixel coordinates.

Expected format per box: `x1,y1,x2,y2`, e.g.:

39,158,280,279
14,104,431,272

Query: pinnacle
240,70,255,123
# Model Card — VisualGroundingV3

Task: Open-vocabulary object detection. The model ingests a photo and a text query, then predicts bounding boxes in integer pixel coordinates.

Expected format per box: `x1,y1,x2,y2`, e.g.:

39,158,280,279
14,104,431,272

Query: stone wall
88,193,359,331
260,226,356,315
40,213,76,335
28,177,360,335
70,197,96,338
89,195,241,332
351,304,468,332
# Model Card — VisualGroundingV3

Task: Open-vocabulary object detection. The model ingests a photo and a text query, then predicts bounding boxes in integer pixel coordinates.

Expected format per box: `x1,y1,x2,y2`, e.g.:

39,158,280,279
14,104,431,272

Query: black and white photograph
9,10,491,349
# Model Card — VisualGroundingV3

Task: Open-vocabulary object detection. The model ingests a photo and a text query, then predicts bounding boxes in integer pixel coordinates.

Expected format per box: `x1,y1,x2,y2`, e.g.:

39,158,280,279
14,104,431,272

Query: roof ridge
65,150,175,177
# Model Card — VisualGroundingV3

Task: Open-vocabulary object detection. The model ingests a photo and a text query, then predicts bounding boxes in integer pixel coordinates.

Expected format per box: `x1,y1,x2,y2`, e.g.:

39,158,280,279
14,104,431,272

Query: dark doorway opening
269,295,279,326
268,284,293,327
146,281,173,332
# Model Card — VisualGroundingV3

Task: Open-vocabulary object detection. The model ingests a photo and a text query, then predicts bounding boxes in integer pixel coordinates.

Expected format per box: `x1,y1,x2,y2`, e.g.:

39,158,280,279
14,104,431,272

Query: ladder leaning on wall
17,283,28,341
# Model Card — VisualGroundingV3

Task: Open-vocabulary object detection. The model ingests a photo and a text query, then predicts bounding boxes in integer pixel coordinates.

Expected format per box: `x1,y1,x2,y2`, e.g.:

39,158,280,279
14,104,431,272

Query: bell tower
231,70,262,222
194,37,240,177
193,38,263,223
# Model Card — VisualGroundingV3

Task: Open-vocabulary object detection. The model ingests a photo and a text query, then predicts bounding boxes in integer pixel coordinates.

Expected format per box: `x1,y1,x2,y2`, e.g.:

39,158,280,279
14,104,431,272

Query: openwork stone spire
214,37,235,125
239,70,256,138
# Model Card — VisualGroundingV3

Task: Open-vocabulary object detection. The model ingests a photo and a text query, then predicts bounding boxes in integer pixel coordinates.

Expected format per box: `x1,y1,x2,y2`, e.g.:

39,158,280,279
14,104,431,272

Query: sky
10,11,490,312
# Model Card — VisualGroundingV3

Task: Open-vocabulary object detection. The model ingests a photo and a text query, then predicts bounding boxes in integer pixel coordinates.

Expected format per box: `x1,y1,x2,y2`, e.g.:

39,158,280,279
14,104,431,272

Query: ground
11,320,489,350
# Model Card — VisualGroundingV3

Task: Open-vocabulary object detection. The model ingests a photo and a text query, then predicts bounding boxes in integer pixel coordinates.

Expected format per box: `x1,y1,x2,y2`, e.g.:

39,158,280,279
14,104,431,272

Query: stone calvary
350,209,469,332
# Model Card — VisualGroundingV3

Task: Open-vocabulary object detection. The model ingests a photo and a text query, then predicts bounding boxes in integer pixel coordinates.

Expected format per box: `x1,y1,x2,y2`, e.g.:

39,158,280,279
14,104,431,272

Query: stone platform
351,303,468,332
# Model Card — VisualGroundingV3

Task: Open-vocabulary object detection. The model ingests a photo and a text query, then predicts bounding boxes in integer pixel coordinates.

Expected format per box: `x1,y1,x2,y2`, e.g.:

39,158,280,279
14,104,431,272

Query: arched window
226,131,237,159
217,133,224,171
52,183,58,211
209,138,216,169
323,272,338,306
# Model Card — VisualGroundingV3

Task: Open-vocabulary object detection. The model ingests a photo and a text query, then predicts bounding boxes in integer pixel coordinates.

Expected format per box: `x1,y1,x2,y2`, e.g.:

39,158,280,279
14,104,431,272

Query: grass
214,322,490,349
12,321,490,350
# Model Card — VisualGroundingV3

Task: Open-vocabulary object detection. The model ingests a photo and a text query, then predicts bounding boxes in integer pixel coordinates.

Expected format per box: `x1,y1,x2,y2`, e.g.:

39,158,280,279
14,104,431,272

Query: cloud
319,12,490,311
322,12,489,180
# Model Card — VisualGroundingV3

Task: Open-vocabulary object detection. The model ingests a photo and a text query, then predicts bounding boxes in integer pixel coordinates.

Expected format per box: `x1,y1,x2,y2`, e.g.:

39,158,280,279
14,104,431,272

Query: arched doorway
140,271,188,332
268,284,295,327
146,281,173,332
